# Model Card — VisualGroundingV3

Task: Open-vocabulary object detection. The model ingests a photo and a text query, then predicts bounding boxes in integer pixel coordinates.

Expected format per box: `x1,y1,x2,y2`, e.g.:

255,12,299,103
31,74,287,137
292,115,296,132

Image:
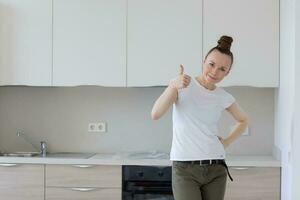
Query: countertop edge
0,154,281,167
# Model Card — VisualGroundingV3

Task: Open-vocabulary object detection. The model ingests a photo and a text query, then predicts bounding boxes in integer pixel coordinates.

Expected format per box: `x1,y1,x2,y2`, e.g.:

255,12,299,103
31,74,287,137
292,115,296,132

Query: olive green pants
172,161,227,200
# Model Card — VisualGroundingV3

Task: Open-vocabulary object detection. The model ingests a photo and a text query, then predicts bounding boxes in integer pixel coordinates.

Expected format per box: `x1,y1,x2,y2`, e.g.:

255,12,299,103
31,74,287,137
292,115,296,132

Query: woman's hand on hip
217,136,230,148
169,64,191,90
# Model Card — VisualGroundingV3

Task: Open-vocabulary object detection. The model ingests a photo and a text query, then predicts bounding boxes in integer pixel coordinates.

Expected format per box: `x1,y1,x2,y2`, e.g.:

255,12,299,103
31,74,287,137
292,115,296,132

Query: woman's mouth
207,74,217,81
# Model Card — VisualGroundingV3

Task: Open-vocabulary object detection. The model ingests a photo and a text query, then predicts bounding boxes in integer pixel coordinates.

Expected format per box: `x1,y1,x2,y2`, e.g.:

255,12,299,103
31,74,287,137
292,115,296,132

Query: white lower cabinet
225,167,281,200
45,164,122,200
0,164,44,200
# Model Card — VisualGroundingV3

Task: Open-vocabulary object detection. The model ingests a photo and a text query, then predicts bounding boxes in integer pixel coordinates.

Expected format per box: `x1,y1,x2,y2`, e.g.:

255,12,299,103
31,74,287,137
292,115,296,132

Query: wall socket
229,124,249,136
88,122,107,133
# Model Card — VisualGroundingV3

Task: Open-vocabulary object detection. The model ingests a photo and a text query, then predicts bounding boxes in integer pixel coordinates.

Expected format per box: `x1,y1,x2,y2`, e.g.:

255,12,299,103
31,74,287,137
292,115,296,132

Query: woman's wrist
168,79,178,90
218,136,231,148
223,138,231,148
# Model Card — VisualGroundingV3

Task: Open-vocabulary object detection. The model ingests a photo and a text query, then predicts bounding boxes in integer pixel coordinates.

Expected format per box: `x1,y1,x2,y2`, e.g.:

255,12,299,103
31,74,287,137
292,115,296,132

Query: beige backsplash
0,86,274,155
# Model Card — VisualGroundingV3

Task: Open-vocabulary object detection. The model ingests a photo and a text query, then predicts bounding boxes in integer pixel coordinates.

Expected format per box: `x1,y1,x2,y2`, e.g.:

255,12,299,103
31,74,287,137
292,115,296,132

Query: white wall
277,0,300,199
291,0,300,198
277,0,295,199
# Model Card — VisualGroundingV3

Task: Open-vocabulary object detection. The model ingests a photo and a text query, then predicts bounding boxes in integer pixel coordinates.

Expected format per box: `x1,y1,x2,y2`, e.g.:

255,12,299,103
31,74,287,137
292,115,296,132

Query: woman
151,35,248,200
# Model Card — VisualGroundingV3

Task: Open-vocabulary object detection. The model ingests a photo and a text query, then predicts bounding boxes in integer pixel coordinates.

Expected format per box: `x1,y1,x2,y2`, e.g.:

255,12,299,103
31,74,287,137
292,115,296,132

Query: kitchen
0,0,299,200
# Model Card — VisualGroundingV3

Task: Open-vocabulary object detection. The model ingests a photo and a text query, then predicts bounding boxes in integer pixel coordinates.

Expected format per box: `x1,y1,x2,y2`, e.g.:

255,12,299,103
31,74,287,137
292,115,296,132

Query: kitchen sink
0,152,41,157
0,152,96,159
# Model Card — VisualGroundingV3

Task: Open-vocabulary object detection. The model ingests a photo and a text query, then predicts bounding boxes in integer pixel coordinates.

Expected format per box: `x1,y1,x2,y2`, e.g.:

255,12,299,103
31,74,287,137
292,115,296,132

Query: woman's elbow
240,116,249,125
151,110,161,120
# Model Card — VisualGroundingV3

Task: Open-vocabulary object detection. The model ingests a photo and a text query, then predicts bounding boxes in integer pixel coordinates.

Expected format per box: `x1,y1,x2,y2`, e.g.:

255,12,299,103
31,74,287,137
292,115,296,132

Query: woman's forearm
225,120,248,145
151,86,178,120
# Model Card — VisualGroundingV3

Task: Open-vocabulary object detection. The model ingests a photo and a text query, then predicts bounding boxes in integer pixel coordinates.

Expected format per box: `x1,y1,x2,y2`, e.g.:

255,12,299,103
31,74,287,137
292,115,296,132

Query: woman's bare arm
219,102,249,147
151,64,191,120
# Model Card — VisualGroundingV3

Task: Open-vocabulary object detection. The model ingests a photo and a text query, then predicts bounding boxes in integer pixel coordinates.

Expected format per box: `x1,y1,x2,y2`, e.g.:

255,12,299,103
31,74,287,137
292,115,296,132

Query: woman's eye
209,63,214,67
220,68,226,72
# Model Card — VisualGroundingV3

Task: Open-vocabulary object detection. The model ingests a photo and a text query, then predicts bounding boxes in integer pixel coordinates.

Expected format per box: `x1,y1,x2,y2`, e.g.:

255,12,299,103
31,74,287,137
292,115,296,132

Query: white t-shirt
170,77,235,161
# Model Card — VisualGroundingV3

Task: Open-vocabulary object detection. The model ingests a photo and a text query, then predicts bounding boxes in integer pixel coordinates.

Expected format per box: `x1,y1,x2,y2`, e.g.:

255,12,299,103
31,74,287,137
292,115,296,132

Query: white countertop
0,152,281,167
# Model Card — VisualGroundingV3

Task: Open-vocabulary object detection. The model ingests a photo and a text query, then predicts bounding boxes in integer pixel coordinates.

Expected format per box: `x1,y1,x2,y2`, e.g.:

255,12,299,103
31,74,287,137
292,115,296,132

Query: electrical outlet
88,122,107,133
230,125,250,136
97,122,106,132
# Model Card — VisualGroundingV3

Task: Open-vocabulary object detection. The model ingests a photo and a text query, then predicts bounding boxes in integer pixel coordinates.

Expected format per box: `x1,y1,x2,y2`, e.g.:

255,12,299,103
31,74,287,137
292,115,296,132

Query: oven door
122,181,174,200
123,193,174,200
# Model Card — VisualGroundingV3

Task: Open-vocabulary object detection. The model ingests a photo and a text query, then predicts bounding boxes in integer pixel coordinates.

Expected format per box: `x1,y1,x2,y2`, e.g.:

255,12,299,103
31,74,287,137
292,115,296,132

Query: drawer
0,164,44,200
46,187,121,200
225,167,280,200
46,165,121,187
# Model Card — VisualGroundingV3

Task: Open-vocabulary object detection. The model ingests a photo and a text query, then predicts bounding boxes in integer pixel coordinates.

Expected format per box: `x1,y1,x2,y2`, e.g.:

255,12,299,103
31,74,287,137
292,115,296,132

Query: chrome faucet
16,131,47,156
40,141,47,157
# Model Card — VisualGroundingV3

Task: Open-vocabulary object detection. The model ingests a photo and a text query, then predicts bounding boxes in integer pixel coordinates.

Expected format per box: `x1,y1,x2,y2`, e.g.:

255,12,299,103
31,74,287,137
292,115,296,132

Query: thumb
179,64,184,75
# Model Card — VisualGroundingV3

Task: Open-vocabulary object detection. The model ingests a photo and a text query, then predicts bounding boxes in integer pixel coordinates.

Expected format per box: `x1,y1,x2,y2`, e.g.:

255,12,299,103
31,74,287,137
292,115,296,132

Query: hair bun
217,35,233,51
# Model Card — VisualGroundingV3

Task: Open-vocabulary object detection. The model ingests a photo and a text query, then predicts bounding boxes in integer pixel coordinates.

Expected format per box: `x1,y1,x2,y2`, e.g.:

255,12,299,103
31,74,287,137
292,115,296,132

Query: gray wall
0,86,274,155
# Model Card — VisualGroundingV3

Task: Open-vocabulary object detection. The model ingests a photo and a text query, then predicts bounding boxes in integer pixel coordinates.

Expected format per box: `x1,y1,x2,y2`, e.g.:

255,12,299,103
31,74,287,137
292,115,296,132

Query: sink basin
44,152,96,159
0,152,40,157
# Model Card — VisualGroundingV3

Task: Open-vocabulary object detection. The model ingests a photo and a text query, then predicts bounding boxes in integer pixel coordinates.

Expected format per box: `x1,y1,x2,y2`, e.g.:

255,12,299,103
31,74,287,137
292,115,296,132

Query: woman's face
202,50,232,84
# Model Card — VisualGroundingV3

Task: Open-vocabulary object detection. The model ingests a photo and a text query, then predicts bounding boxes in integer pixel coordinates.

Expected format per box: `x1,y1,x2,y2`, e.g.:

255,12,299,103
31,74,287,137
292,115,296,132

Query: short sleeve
222,92,235,109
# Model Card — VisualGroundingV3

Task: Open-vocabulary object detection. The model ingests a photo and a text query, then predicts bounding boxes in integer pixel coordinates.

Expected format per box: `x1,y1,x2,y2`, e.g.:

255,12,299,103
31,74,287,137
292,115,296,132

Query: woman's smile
207,74,218,81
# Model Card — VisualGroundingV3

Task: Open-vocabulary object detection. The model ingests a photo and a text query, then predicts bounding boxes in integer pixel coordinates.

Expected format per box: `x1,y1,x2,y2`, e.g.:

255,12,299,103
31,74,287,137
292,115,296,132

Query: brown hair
205,35,234,68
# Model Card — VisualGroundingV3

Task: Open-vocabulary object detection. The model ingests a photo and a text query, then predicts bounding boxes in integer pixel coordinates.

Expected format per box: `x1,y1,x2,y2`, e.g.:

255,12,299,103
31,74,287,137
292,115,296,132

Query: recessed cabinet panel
53,0,126,86
127,0,203,87
203,0,279,87
225,167,280,200
0,164,44,200
46,187,121,200
46,165,121,187
0,0,52,86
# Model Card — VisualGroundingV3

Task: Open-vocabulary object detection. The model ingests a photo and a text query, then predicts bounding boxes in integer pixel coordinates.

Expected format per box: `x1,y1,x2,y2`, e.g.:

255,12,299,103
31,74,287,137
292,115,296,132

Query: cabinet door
127,0,203,87
225,167,280,200
46,187,121,200
0,0,52,86
203,0,279,87
0,164,44,200
46,165,121,187
53,0,126,86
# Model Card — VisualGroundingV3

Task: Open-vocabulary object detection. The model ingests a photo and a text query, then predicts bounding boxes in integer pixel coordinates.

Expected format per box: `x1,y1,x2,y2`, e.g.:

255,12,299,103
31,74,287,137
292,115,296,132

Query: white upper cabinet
127,0,203,87
203,0,279,87
0,0,52,86
53,0,126,86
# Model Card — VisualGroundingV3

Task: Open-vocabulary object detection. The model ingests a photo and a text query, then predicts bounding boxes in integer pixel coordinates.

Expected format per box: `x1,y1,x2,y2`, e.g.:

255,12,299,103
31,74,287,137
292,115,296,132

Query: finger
183,80,190,87
183,75,191,81
184,74,191,79
183,79,191,86
183,78,190,84
179,64,184,75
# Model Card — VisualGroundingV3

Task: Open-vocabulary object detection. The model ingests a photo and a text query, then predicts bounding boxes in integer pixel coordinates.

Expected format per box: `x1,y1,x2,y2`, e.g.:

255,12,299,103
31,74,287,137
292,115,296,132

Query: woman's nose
211,67,218,75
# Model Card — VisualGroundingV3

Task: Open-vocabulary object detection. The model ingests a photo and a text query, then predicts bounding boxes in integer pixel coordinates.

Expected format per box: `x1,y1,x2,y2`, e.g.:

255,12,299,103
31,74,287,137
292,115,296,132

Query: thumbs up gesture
169,64,191,90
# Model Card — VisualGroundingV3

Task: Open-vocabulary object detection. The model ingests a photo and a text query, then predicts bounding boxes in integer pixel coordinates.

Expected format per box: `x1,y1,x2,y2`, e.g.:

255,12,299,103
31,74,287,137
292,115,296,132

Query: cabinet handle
70,187,97,192
71,164,95,168
0,163,19,167
231,167,250,170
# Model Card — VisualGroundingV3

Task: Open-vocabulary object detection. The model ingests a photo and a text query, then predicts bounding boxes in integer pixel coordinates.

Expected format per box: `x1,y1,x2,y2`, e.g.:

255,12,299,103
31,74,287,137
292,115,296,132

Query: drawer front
0,164,44,200
46,165,121,187
225,167,280,200
46,187,121,200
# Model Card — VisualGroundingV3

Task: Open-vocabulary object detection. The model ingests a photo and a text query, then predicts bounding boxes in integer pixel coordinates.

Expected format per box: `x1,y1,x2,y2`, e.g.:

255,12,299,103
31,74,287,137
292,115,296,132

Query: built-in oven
122,165,174,200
